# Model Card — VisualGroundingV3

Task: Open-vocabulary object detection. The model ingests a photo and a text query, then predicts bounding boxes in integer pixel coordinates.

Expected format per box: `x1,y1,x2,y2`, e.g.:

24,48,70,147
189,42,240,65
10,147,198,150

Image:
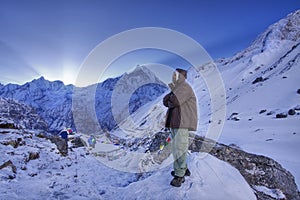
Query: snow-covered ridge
0,97,47,130
218,9,300,65
0,76,74,132
0,65,167,133
253,9,300,46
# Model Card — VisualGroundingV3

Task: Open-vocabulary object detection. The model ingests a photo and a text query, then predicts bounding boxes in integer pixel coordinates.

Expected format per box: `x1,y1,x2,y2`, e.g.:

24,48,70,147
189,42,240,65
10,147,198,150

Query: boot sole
171,171,191,177
170,177,185,187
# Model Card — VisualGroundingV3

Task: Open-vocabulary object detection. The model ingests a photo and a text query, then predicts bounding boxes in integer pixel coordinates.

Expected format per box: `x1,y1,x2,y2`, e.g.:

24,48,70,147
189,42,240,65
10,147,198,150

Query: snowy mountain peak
123,65,165,86
262,9,299,41
218,10,300,65
280,9,300,41
250,9,300,51
131,65,153,76
30,76,70,91
35,76,45,81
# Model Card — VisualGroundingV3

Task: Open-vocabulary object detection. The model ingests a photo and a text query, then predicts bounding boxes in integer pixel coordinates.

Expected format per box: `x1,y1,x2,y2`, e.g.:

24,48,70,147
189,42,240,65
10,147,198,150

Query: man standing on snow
163,68,197,187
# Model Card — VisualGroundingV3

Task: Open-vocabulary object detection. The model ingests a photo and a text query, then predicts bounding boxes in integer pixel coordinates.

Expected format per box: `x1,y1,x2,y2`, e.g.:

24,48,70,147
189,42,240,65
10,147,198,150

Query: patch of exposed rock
189,134,300,200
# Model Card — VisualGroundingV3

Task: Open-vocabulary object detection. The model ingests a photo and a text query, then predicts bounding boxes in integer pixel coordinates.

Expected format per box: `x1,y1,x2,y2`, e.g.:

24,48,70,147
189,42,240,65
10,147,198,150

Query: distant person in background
163,68,198,187
88,135,97,148
59,128,72,155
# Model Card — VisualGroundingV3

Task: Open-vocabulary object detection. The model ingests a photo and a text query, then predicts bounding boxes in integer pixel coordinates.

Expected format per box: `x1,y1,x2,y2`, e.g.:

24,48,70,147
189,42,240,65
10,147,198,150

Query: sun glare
62,64,77,85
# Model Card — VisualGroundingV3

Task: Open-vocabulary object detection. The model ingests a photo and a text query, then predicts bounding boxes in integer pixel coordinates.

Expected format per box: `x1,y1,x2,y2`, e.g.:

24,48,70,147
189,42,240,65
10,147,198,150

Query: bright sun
62,65,77,85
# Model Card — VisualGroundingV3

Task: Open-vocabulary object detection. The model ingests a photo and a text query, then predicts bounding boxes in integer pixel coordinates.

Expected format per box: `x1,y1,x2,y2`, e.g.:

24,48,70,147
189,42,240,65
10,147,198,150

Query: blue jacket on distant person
60,130,68,141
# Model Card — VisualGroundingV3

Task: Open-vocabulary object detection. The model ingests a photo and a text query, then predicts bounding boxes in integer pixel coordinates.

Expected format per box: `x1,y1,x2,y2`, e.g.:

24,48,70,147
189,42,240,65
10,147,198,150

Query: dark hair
175,68,187,79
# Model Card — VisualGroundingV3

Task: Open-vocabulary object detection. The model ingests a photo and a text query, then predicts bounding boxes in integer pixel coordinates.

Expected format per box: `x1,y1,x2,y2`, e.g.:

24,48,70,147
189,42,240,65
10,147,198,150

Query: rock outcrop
189,134,300,200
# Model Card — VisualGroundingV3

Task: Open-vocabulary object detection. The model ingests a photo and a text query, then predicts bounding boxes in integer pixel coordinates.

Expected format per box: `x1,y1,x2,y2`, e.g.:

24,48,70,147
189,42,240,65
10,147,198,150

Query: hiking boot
170,176,185,187
171,168,191,177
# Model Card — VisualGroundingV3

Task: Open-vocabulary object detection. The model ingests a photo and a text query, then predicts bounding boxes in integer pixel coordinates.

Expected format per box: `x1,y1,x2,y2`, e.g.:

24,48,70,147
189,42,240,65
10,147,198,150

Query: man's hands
168,83,175,91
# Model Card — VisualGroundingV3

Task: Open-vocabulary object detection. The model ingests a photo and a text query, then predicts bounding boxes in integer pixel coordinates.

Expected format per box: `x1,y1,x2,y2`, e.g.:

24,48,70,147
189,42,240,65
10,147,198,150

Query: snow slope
0,98,256,200
217,9,300,190
0,129,256,200
105,153,256,200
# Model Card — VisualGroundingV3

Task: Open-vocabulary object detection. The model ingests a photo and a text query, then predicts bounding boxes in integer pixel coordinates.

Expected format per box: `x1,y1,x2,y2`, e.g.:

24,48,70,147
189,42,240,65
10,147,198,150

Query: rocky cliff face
0,97,47,130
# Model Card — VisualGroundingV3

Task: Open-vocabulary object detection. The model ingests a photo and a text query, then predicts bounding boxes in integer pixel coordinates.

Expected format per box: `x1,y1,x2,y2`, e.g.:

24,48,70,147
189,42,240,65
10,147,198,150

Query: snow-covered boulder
189,135,300,200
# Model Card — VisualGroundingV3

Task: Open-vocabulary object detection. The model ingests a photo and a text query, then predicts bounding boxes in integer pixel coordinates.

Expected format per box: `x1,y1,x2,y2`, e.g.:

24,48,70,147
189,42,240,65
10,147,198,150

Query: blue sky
0,0,299,85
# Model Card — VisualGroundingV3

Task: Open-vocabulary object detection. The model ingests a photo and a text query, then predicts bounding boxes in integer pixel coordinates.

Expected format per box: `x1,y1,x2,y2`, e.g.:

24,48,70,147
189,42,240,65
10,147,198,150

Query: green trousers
170,128,189,177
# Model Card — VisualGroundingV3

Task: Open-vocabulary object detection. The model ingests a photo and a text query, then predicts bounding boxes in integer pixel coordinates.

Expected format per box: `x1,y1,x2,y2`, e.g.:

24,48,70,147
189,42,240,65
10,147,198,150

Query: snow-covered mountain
0,66,167,133
0,97,47,130
0,77,74,132
72,65,167,134
216,9,300,195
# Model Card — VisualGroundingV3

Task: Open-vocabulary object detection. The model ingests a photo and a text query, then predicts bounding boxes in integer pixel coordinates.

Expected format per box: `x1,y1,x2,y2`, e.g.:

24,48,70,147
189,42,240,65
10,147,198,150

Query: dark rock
255,191,278,200
259,109,267,114
297,89,300,94
70,137,87,148
228,113,240,121
0,130,10,134
7,174,16,179
9,140,20,148
36,132,46,138
231,117,240,121
294,106,300,111
28,173,38,177
0,160,17,174
28,152,40,160
0,138,26,148
288,109,296,115
276,113,287,118
252,77,266,84
0,122,17,129
49,136,68,156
